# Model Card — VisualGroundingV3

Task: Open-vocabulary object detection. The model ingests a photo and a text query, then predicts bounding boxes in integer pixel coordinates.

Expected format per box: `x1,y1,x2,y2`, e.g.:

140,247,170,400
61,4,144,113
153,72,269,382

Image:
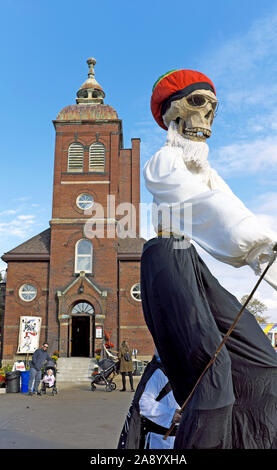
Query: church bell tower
48,58,141,356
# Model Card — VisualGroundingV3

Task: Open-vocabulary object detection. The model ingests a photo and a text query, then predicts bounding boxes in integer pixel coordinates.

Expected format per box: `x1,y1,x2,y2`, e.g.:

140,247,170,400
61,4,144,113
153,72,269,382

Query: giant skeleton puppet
141,69,277,449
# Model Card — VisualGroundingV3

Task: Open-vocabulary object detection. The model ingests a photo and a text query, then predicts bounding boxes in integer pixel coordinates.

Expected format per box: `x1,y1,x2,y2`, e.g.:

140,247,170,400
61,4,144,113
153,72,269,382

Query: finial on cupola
76,57,105,105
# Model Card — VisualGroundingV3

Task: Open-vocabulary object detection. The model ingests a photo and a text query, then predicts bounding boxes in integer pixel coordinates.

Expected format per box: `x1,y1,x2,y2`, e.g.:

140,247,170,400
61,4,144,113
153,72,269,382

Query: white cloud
17,215,35,221
224,86,277,109
12,196,31,202
0,214,36,238
0,209,17,216
212,135,277,175
263,291,277,312
254,192,277,214
204,11,277,84
249,192,277,234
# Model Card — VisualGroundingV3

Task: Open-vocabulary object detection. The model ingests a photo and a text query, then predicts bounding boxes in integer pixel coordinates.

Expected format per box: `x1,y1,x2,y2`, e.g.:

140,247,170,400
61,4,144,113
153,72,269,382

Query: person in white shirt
141,68,277,449
139,352,181,449
117,351,181,449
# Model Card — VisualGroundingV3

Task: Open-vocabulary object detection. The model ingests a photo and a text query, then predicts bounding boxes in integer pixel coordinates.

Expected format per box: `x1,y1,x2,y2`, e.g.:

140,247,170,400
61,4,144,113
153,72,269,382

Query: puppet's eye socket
186,95,206,107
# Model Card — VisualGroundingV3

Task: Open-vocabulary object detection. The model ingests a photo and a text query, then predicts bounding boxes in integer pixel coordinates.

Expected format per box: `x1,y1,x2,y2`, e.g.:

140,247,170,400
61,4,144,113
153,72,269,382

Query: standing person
117,350,181,449
28,342,51,396
118,340,134,392
141,68,277,449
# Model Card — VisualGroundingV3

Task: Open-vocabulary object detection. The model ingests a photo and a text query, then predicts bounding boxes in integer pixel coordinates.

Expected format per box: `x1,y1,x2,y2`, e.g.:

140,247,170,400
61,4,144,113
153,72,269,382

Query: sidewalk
0,374,141,449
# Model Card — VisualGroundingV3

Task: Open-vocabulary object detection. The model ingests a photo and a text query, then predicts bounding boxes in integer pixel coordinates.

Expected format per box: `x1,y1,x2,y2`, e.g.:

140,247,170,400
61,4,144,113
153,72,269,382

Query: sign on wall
17,316,42,354
95,326,103,339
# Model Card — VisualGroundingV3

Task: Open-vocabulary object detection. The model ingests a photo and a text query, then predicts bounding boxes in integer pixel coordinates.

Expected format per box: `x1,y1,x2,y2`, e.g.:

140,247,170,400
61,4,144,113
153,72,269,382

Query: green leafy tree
240,295,270,324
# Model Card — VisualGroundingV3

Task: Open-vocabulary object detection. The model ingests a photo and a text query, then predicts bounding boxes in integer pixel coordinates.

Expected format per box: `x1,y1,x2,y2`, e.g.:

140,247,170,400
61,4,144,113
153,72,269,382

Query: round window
19,284,37,302
76,193,94,210
130,283,141,302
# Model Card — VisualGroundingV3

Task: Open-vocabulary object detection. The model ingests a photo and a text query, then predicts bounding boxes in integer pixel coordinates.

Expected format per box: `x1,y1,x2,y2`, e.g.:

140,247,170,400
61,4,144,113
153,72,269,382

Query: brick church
1,58,154,363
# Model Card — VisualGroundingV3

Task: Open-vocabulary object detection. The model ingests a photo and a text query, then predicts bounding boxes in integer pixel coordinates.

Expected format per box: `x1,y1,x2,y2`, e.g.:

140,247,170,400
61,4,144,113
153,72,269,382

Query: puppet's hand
246,241,277,275
172,409,182,424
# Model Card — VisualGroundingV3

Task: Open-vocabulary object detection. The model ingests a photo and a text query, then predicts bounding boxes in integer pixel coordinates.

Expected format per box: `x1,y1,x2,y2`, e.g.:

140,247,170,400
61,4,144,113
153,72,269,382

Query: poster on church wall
95,326,103,339
17,316,42,354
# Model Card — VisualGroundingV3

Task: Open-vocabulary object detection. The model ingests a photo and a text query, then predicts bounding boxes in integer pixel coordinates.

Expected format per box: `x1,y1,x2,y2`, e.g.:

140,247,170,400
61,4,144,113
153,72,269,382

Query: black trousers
121,372,134,390
141,237,277,449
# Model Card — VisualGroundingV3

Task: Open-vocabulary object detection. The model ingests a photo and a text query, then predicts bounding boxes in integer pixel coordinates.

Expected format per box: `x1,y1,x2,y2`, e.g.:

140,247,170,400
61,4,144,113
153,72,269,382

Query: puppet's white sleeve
139,369,178,429
143,146,277,290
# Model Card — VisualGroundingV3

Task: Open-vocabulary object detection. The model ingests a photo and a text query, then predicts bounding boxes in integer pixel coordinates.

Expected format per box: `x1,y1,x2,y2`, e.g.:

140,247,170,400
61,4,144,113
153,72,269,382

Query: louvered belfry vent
68,143,84,172
89,142,105,172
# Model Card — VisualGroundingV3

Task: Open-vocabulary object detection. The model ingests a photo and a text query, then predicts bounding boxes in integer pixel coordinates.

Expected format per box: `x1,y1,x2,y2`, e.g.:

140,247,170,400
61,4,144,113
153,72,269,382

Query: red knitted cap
151,69,216,130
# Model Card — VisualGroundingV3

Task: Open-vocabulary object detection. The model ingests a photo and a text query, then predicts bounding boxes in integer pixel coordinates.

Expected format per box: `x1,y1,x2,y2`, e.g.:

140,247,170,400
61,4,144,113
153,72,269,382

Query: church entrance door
70,302,95,357
71,316,90,357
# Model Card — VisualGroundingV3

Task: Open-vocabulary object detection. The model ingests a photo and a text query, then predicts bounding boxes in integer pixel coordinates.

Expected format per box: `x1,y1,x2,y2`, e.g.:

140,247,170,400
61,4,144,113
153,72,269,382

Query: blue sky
1,0,277,319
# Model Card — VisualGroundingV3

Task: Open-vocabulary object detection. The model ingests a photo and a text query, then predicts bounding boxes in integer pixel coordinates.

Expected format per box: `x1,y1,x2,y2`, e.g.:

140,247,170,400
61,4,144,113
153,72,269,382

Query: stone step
55,357,98,383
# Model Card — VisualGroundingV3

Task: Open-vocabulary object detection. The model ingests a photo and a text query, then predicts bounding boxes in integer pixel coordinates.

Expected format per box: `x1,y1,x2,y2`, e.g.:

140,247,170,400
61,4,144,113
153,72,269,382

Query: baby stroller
91,358,119,392
40,361,58,396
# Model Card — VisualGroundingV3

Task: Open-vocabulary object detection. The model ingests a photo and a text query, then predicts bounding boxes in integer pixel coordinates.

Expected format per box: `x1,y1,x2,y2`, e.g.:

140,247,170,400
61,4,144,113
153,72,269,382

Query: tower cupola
56,57,118,121
76,58,105,105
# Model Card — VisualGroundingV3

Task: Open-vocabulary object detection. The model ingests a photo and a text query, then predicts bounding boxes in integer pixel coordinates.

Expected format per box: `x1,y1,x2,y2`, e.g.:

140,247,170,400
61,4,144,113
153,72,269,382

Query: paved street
0,375,141,449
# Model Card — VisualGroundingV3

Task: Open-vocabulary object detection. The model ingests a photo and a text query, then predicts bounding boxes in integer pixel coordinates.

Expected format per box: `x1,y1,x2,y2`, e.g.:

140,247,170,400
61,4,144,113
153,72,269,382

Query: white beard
165,121,210,174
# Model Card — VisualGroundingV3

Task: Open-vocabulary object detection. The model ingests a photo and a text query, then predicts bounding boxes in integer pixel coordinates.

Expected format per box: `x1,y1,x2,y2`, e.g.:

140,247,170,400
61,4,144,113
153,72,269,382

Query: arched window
89,142,105,173
75,239,93,273
72,302,94,315
68,142,84,172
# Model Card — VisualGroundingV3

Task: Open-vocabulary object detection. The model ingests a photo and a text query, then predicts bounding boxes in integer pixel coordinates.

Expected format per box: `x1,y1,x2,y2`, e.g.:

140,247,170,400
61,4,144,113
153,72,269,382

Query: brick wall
118,260,154,357
2,261,49,360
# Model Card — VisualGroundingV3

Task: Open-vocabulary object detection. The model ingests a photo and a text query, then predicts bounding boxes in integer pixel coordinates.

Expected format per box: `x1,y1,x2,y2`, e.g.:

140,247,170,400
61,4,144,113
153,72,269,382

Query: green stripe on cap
152,69,179,92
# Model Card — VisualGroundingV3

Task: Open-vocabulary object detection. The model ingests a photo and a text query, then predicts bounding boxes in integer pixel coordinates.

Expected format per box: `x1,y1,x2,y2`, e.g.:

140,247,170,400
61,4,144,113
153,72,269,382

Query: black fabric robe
140,237,277,449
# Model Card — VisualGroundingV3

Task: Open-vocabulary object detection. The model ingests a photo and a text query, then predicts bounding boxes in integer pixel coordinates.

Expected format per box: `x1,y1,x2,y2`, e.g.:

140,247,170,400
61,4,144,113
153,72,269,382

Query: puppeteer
141,69,277,448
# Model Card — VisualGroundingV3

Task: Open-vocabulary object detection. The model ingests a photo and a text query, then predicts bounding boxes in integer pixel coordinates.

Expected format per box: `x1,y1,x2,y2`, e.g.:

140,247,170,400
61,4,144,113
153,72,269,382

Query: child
41,368,55,388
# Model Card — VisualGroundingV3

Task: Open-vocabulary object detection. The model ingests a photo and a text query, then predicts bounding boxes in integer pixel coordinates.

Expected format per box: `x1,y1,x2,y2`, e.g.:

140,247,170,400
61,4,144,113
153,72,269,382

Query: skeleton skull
162,89,218,142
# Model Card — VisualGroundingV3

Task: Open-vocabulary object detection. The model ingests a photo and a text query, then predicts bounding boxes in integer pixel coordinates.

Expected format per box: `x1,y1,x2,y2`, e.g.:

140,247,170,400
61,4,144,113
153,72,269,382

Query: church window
76,193,94,211
19,284,37,302
68,143,84,172
75,239,93,273
89,142,105,172
72,302,94,315
130,283,141,301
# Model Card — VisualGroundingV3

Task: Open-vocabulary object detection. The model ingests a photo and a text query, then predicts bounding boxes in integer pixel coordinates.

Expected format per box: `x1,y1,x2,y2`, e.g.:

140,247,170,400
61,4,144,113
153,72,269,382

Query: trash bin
20,370,30,393
5,371,21,393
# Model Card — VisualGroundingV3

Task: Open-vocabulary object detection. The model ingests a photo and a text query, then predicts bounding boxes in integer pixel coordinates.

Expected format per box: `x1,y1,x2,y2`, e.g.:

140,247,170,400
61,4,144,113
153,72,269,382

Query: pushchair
40,361,58,396
91,358,119,392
